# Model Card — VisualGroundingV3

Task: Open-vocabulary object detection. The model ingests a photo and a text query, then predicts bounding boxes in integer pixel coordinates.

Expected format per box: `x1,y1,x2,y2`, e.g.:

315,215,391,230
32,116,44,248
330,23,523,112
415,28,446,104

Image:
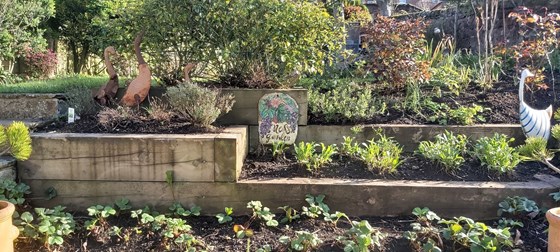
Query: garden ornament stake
519,69,552,140
121,31,151,107
94,46,119,106
183,63,196,83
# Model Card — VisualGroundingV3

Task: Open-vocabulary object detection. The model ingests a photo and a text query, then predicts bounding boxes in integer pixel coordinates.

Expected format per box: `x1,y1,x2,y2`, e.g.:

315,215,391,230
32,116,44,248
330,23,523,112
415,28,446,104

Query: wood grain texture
249,124,525,152
19,127,248,182
23,175,559,219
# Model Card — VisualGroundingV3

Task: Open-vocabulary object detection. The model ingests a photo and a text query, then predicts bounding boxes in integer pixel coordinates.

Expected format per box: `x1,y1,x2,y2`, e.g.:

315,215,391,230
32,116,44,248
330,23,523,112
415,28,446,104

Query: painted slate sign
258,93,299,144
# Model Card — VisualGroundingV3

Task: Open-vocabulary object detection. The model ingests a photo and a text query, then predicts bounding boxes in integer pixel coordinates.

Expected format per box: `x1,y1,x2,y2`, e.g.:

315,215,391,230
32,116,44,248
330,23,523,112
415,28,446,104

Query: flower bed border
21,174,560,219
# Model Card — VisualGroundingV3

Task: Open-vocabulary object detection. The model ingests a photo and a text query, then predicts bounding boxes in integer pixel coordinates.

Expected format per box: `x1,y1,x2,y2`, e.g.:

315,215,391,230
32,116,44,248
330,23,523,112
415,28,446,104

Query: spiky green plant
552,124,560,144
0,122,32,161
518,137,560,174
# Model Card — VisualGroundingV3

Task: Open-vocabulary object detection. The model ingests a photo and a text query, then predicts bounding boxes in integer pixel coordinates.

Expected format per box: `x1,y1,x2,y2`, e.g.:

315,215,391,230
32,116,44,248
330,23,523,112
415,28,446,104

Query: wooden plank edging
23,175,560,219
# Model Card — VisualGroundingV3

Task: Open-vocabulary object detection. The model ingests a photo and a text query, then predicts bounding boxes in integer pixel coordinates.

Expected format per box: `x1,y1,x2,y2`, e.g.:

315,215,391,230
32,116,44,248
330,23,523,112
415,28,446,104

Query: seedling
278,206,300,224
216,207,234,224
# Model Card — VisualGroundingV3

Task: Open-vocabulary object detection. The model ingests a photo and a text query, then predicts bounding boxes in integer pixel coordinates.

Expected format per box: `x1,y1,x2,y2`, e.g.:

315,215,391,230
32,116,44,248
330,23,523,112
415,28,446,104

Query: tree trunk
70,41,80,74
377,0,391,16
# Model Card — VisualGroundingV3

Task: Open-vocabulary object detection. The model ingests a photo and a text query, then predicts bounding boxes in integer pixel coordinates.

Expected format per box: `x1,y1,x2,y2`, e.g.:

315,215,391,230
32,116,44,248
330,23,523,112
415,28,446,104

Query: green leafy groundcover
7,188,549,251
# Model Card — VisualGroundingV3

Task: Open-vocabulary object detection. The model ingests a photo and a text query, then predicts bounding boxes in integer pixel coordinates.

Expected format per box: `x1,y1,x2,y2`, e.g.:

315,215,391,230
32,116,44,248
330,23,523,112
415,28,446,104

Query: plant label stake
68,108,75,124
258,93,299,145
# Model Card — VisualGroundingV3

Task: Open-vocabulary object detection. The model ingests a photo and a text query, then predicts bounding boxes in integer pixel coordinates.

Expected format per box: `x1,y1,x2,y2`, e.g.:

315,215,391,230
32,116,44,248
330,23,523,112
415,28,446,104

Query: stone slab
249,124,525,152
19,126,248,182
22,175,560,219
0,93,64,120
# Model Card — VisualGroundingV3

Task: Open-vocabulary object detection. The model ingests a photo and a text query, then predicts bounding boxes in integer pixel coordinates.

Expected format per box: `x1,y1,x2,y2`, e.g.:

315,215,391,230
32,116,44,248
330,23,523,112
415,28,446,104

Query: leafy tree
47,0,140,74
136,0,344,87
0,0,54,73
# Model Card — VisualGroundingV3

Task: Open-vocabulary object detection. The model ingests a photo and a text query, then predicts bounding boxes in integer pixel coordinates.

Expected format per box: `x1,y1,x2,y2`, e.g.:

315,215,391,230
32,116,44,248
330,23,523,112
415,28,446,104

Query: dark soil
14,212,547,252
240,153,560,182
309,81,558,125
34,115,222,134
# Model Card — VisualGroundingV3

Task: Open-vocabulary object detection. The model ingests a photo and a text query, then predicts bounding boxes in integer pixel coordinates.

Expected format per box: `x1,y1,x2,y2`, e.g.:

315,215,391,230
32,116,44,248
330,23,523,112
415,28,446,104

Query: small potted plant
0,200,19,252
547,207,560,252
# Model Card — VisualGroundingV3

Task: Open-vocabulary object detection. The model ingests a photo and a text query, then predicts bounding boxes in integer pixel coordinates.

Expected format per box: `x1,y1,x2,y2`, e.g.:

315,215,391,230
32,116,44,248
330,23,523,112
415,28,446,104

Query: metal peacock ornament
518,69,552,140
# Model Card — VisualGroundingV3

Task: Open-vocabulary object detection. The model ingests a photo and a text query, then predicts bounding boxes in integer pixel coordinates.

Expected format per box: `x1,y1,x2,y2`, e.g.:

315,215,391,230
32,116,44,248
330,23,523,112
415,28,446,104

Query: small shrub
361,16,430,90
65,86,100,116
309,83,386,123
166,83,234,127
22,47,57,79
145,97,173,122
425,101,486,125
417,131,468,172
344,5,372,25
472,134,521,174
0,121,32,161
359,134,402,174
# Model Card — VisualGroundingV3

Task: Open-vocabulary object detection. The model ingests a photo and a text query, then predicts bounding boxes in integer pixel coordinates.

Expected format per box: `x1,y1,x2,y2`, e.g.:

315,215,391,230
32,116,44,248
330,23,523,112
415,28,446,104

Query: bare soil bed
15,213,547,252
35,115,222,134
241,153,560,182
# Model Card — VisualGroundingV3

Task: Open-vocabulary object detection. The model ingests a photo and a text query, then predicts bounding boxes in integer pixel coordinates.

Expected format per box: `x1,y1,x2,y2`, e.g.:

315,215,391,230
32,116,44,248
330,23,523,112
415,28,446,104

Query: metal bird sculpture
121,31,151,107
94,46,119,106
519,69,552,140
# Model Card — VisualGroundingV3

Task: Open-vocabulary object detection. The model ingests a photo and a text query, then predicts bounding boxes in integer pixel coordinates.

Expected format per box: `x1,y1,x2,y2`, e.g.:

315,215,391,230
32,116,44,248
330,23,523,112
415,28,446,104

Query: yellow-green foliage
0,122,32,161
552,124,560,142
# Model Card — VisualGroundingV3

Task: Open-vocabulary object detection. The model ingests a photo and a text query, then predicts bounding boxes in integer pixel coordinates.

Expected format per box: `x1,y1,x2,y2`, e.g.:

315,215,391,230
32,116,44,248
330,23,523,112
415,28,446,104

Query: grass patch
0,75,107,93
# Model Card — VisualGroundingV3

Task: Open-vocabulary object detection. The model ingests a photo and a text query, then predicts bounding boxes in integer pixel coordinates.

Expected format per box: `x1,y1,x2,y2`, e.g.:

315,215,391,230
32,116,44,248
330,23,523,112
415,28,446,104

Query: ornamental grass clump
0,121,32,161
518,137,560,174
472,133,521,174
166,83,235,127
417,131,468,173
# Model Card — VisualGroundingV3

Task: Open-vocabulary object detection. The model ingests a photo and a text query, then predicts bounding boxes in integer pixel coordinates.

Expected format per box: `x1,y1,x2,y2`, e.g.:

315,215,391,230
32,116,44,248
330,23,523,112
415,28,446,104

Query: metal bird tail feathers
518,69,552,140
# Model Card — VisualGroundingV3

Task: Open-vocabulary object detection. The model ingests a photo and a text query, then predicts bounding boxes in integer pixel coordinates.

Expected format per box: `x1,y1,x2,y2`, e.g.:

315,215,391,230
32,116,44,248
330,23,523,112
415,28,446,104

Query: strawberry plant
16,206,76,247
337,220,386,252
279,231,323,252
278,206,300,224
216,207,234,224
0,179,30,205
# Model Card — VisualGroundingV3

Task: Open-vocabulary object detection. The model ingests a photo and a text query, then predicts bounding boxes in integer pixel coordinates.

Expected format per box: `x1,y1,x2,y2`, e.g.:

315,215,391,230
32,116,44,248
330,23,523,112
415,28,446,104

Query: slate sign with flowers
258,93,299,144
